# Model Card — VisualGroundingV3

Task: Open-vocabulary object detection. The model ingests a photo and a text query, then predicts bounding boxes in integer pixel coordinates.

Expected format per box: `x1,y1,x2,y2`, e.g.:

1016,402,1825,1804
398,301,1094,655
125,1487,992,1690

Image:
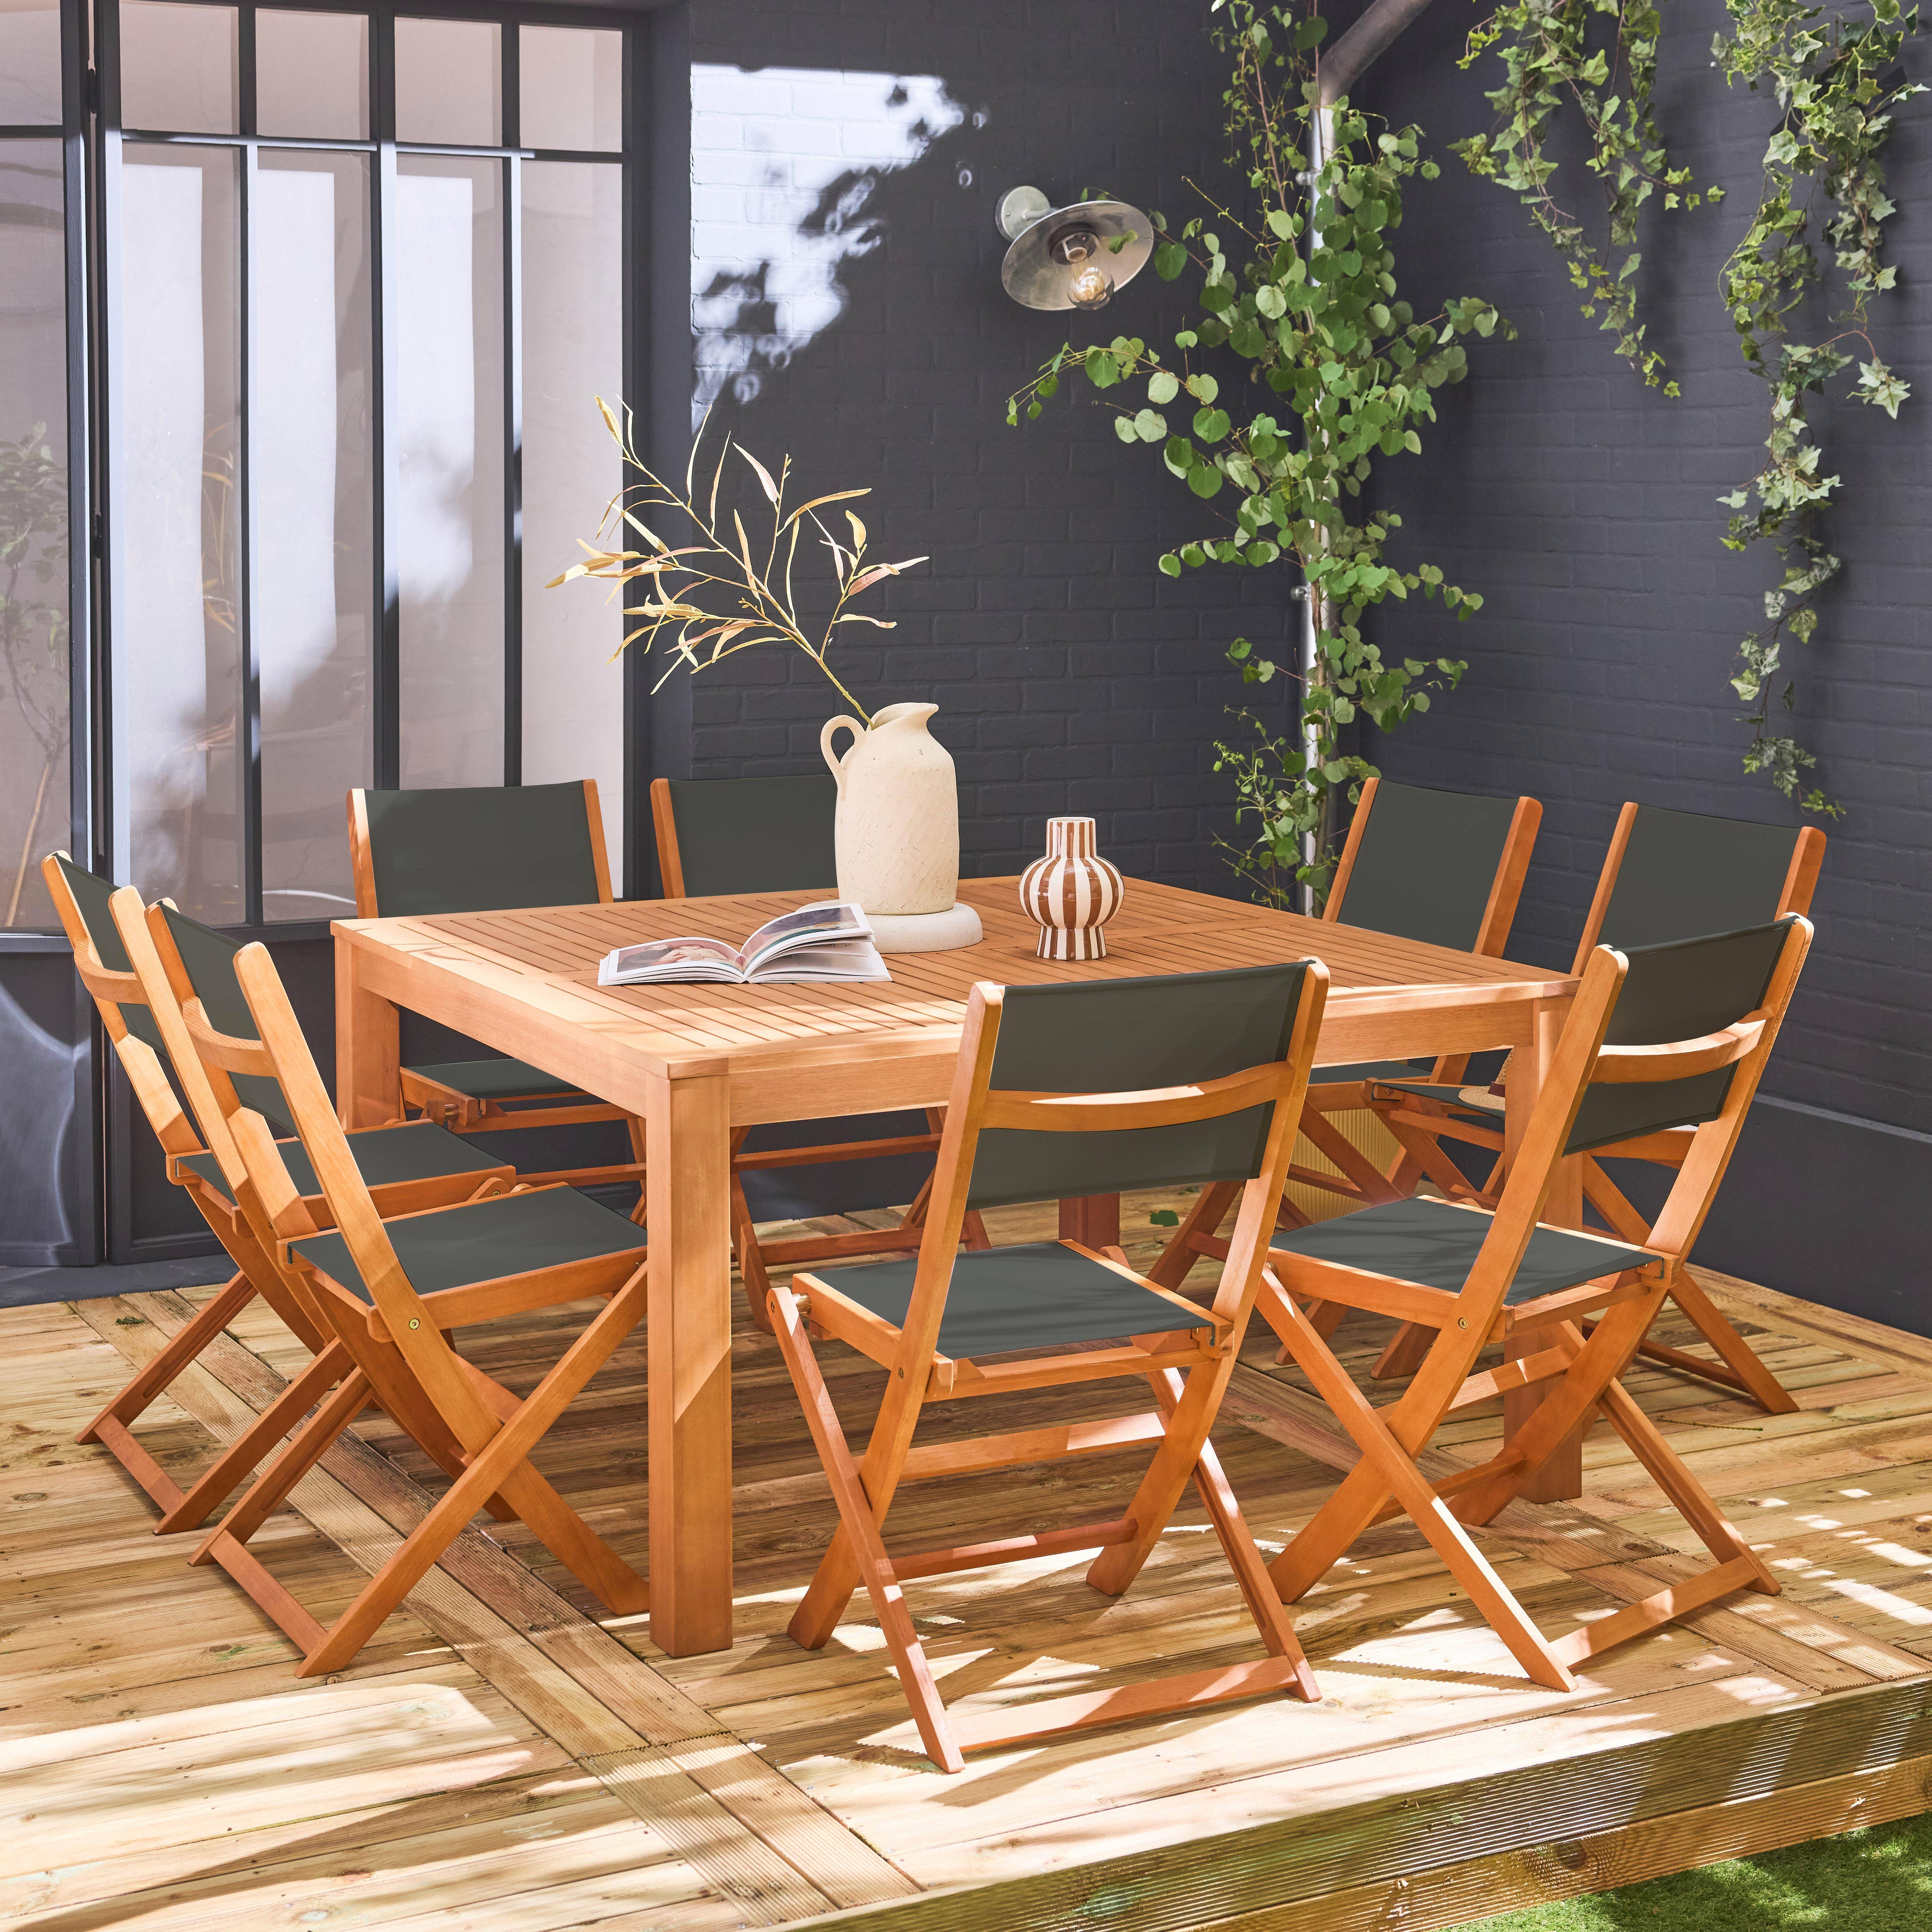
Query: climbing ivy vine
1455,0,1720,395
1457,0,1923,813
1714,0,1922,813
1005,1,1514,906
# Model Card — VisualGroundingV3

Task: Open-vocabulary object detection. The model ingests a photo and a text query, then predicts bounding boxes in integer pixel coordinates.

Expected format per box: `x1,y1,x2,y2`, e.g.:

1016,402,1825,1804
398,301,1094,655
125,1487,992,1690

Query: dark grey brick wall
1358,0,1932,1142
674,0,1294,894
655,0,1930,1319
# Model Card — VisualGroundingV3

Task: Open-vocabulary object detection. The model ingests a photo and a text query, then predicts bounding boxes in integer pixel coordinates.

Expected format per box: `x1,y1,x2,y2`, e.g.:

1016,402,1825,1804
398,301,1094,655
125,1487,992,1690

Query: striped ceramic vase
1019,817,1124,961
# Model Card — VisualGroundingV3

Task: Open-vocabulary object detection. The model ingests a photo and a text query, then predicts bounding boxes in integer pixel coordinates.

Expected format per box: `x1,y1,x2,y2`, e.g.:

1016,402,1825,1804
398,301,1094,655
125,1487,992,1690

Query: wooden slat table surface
334,873,1580,1656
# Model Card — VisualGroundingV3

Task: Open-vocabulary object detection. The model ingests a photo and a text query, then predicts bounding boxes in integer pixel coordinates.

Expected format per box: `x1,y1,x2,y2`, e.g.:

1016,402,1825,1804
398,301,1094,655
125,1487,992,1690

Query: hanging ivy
1005,2,1514,905
1456,0,1720,394
1714,0,1922,814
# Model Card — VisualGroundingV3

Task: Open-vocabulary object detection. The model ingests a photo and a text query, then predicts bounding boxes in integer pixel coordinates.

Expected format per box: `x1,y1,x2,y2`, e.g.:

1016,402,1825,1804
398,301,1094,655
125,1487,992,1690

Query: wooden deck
9,1190,1932,1932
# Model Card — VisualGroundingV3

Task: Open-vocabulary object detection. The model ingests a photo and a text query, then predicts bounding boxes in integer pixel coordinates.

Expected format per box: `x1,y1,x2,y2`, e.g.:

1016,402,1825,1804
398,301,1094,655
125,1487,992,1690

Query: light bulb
1067,261,1114,310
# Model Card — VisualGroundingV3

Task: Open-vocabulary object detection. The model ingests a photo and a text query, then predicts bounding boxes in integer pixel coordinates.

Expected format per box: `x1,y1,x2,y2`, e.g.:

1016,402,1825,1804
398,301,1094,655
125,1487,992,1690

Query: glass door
99,0,635,926
0,0,84,934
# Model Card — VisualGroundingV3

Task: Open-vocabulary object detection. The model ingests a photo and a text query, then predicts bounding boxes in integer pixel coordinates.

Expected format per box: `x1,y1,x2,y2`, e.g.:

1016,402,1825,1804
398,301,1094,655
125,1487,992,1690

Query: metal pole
1299,103,1331,912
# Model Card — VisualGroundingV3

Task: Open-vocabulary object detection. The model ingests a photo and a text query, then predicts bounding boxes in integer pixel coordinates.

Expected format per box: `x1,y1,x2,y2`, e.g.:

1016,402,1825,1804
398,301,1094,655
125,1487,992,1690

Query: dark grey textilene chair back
967,962,1314,1208
157,902,297,1134
53,854,169,1058
656,774,837,898
1331,781,1526,951
358,782,604,916
1591,807,1807,956
1565,918,1795,1155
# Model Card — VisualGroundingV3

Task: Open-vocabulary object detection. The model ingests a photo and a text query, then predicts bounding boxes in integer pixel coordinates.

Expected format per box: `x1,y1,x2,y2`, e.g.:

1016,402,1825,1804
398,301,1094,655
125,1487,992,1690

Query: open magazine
596,900,889,987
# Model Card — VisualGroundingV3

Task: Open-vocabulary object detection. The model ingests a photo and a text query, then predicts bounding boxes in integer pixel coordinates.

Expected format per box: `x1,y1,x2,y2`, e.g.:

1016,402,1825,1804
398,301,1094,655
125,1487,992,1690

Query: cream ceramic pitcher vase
819,702,959,916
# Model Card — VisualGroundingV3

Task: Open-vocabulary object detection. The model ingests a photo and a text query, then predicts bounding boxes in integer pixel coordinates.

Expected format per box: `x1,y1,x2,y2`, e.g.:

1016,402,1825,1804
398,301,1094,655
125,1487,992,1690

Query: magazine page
598,935,746,986
747,940,891,985
740,900,873,974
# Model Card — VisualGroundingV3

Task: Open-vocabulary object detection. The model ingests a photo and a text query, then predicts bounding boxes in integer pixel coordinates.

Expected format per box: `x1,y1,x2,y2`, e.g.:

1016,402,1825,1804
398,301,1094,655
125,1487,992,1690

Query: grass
1450,1813,1932,1929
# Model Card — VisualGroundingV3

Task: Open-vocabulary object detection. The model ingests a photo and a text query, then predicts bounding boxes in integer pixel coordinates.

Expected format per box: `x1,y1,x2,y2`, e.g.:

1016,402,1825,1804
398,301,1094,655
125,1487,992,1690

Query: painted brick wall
1358,0,1932,1142
678,0,1295,895
663,0,1930,1318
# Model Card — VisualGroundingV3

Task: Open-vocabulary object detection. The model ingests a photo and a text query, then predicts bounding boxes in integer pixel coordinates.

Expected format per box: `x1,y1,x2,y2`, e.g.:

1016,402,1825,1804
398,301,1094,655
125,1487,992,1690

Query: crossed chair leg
767,1284,1317,1774
1361,1101,1800,1413
1258,1271,1777,1691
175,1263,652,1673
75,1271,262,1513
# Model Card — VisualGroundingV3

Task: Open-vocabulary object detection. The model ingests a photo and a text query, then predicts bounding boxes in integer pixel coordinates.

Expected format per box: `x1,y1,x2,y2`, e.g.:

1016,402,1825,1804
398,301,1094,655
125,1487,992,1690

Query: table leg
1060,1195,1122,1250
1504,997,1587,1503
335,938,400,1129
645,1068,734,1656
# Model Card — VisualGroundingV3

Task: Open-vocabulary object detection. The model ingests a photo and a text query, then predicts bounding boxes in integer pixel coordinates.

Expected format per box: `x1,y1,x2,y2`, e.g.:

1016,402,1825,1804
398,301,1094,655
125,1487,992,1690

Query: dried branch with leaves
546,401,926,728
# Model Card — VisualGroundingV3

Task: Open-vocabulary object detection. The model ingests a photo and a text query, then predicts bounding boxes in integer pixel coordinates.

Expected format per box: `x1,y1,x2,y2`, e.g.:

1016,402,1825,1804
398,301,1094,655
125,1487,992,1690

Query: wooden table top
337,876,1575,1119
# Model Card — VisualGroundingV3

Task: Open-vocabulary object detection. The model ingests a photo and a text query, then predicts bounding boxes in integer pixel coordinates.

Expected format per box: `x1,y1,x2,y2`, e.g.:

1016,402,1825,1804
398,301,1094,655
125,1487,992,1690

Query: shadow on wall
692,65,976,420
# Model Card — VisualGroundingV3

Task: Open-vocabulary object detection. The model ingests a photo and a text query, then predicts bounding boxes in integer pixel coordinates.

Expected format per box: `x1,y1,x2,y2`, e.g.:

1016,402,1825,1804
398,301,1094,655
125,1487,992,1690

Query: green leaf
1133,407,1167,442
1148,1209,1181,1227
1085,348,1120,389
1154,239,1187,281
1186,373,1221,405
1113,416,1138,443
1147,369,1180,404
1265,209,1294,239
1193,407,1230,442
1187,463,1223,499
1158,552,1182,577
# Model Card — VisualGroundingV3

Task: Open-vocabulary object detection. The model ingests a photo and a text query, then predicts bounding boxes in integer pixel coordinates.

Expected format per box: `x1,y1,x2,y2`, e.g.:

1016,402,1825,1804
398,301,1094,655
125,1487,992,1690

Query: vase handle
820,715,863,798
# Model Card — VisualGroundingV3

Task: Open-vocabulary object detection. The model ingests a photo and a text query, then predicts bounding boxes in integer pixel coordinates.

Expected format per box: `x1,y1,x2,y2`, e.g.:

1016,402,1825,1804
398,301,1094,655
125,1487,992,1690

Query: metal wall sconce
997,187,1154,311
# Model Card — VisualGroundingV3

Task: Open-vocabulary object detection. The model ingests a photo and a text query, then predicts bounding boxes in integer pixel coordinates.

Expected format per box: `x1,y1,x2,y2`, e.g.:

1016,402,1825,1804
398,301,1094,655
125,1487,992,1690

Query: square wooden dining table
333,874,1580,1657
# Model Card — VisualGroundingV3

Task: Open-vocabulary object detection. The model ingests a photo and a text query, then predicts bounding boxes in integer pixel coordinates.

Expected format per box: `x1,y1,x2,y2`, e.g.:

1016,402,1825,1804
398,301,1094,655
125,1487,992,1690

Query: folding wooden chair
770,959,1331,1771
1260,917,1812,1691
349,780,646,1213
1366,804,1825,1407
1146,778,1538,1319
160,917,651,1676
44,851,511,1529
651,773,989,1332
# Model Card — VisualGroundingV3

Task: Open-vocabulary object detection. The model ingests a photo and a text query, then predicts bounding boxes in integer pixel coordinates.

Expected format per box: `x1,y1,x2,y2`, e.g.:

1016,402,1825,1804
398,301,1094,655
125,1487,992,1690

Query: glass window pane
397,154,502,790
257,9,368,141
395,17,499,146
0,141,69,931
523,162,622,880
119,1,237,136
0,0,63,124
519,26,621,153
256,150,371,921
114,145,242,923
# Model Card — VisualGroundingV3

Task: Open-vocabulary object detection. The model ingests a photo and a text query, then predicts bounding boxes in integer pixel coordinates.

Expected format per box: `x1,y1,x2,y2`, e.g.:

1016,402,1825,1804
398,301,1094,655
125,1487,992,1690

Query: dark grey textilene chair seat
1268,1196,1656,1308
289,1184,647,1306
176,1119,500,1205
812,1241,1210,1362
1309,1057,1433,1084
401,1058,583,1101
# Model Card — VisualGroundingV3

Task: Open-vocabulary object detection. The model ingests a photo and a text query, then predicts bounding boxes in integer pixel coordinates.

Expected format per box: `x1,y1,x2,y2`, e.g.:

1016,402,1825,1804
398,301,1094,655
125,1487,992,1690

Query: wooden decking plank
12,1215,1932,1932
767,1673,1932,1930
71,1290,921,1916
1184,1749,1932,1932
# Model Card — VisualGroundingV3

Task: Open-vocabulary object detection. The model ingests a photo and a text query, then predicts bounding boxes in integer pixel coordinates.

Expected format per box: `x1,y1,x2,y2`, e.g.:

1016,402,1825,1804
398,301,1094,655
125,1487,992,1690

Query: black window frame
84,0,653,944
